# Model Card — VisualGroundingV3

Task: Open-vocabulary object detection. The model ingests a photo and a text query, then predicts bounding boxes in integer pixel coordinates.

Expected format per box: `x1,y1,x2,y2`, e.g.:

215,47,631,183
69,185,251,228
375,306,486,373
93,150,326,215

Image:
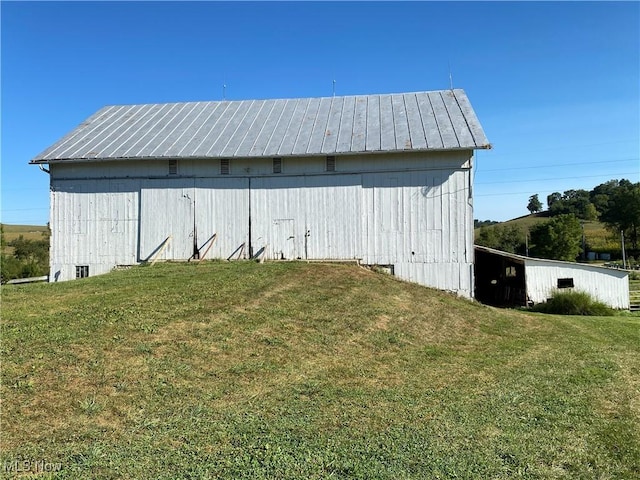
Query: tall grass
531,290,615,316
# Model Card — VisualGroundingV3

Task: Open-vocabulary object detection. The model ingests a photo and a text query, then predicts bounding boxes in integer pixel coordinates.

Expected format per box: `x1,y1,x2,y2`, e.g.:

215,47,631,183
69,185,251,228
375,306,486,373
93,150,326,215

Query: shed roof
474,245,629,278
31,89,490,164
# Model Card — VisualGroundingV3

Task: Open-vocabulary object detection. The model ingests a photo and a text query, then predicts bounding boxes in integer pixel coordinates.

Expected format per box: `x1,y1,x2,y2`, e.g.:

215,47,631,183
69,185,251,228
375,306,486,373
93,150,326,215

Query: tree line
477,178,640,262
1,226,50,283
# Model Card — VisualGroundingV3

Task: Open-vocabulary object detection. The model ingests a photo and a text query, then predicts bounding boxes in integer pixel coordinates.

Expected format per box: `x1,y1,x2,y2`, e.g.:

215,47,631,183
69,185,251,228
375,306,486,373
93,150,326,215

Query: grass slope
2,262,639,479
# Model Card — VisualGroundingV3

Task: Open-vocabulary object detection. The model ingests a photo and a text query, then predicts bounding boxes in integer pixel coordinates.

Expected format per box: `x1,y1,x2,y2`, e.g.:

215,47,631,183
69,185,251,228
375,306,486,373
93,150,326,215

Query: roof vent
220,159,230,175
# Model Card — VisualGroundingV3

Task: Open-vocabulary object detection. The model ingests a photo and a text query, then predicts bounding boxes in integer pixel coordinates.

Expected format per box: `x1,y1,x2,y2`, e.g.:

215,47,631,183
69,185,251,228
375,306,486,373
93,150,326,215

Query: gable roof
31,89,490,164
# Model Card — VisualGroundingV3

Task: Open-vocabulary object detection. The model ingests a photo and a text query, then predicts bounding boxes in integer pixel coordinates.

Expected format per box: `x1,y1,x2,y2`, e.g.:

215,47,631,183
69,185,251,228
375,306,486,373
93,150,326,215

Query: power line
483,139,638,159
477,157,639,173
476,171,638,185
0,207,49,212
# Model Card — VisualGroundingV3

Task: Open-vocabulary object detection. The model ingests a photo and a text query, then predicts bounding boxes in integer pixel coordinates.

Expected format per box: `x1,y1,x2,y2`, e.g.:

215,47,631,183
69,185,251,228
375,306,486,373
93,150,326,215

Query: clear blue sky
2,1,638,225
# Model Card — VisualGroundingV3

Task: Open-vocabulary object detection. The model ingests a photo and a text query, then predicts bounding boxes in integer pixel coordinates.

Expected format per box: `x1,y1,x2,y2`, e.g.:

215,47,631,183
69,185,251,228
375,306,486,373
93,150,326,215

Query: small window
220,159,230,175
505,266,517,277
76,265,89,279
168,159,178,175
557,278,574,289
273,158,282,174
326,155,336,172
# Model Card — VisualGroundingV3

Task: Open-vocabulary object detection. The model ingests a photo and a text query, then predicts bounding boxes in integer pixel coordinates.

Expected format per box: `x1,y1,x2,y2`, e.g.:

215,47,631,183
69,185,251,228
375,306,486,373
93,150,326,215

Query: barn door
272,218,296,260
139,179,195,261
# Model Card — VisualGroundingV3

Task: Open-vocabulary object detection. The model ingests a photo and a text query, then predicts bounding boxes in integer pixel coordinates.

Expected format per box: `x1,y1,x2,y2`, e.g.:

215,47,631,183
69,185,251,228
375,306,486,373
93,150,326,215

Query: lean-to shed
31,89,490,296
475,245,630,309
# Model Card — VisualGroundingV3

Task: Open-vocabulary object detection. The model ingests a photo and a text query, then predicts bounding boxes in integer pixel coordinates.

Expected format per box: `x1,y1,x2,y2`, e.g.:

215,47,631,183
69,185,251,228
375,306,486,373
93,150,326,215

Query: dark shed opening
475,247,527,307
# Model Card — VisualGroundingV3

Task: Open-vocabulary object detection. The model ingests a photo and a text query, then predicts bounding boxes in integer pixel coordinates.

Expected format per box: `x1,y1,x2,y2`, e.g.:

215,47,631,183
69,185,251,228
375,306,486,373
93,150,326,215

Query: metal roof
474,245,629,276
31,89,490,164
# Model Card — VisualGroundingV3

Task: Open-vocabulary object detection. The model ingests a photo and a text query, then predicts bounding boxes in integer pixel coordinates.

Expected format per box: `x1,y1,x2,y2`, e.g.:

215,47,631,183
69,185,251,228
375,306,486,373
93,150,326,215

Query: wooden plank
197,233,217,263
150,235,172,265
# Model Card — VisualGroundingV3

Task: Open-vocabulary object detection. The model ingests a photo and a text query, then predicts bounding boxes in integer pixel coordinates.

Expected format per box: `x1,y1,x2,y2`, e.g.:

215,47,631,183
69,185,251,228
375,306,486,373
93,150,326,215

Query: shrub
531,290,614,316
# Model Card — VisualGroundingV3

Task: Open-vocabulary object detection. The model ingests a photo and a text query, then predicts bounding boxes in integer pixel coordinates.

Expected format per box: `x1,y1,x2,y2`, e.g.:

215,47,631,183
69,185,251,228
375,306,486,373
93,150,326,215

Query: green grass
530,290,615,316
2,262,639,479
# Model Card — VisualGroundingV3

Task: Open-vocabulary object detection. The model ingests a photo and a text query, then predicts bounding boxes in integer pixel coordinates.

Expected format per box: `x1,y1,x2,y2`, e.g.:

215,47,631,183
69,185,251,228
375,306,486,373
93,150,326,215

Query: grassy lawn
2,262,639,479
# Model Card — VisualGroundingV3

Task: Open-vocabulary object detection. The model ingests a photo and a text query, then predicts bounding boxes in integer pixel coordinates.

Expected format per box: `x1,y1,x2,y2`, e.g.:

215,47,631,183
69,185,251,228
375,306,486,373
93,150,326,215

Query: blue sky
2,1,638,225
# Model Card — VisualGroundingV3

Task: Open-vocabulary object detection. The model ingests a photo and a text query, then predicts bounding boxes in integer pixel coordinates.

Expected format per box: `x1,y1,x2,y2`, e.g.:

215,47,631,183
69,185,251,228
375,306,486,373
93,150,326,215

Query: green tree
529,214,582,261
599,180,640,249
476,225,526,254
547,189,595,220
527,194,543,214
547,192,562,210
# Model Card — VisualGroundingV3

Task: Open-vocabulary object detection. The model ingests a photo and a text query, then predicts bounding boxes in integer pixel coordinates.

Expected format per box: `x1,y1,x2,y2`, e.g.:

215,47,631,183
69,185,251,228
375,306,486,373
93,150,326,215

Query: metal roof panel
31,89,490,163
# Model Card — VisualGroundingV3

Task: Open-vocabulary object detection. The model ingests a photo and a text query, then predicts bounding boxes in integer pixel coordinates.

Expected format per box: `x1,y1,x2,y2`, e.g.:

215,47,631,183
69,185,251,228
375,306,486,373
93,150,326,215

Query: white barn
475,245,630,309
31,89,490,296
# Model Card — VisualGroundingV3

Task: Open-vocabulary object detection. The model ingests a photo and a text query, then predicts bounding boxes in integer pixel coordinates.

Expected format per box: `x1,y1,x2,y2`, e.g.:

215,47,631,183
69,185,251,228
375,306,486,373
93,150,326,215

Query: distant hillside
475,214,619,251
1,223,49,244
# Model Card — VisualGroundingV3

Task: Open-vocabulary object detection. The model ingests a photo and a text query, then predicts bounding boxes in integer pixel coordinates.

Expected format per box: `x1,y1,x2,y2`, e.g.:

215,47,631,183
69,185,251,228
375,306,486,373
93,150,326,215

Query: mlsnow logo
3,459,62,473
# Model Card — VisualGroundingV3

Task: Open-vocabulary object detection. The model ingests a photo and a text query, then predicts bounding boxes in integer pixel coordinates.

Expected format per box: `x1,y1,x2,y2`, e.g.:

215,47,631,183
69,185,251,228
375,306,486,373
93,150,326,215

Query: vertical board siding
139,179,195,261
525,262,630,309
195,178,249,259
48,152,474,296
50,179,139,281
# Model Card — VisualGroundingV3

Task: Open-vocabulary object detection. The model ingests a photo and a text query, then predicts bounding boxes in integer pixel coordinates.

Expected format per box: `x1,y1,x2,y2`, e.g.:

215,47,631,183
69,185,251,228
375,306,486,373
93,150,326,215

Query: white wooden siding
48,151,475,296
525,260,630,309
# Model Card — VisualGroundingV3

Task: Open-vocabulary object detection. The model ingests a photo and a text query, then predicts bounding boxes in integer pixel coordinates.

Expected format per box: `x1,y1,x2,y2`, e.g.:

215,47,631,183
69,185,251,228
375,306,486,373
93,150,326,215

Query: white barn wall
50,151,470,178
48,150,475,295
50,179,139,281
525,260,630,309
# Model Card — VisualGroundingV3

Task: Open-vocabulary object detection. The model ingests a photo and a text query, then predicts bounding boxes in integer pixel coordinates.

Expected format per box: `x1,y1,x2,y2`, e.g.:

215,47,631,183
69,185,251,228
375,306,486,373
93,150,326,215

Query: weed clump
531,290,615,316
